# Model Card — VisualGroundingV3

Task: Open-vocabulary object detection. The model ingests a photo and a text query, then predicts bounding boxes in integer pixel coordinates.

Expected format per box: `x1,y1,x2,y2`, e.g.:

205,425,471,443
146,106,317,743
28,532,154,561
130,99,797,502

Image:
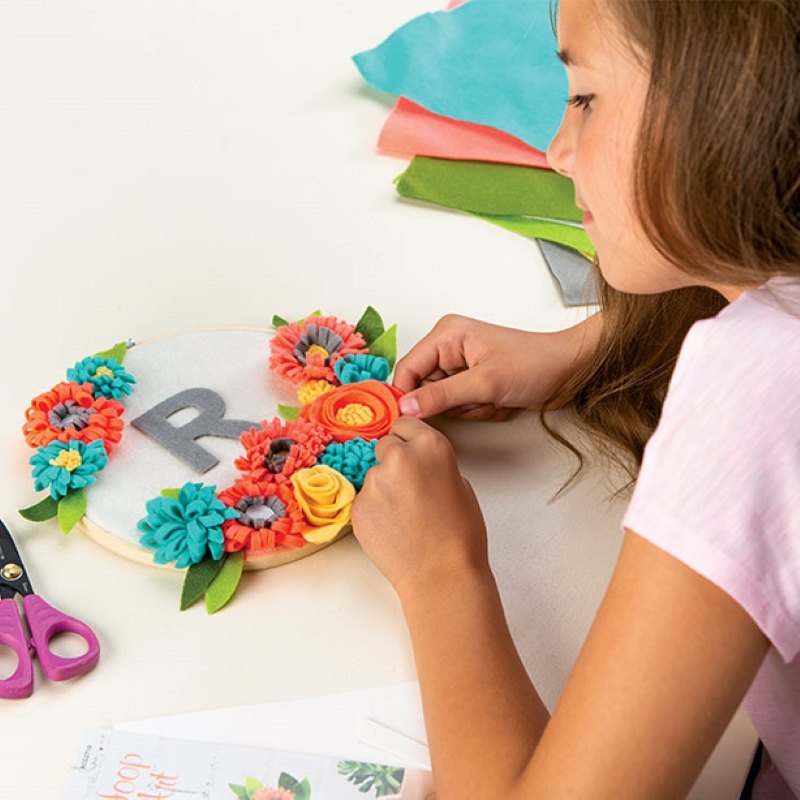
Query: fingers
398,367,496,419
393,317,470,395
374,416,450,462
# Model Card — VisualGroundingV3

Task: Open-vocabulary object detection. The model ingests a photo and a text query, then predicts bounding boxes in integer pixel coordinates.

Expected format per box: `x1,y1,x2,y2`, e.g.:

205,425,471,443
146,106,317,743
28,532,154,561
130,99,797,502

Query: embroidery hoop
76,326,349,572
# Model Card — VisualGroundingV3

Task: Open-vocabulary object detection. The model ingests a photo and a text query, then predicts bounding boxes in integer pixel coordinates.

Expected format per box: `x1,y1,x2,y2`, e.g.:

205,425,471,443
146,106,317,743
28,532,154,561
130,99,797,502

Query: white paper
115,682,430,769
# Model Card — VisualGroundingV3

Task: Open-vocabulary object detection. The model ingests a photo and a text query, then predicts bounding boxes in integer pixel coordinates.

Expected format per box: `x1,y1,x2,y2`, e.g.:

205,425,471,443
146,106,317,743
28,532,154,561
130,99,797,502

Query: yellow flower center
298,379,335,405
306,344,330,360
94,366,114,379
49,450,83,472
336,403,375,427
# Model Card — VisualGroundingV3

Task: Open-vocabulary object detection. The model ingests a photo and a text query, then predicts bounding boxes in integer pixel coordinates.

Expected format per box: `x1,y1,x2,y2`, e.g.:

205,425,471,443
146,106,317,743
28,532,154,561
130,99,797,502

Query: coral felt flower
23,382,125,452
291,465,355,527
218,478,307,555
300,380,403,442
66,355,136,399
137,482,238,568
319,437,378,490
30,439,109,500
253,789,296,800
234,417,331,483
269,315,368,386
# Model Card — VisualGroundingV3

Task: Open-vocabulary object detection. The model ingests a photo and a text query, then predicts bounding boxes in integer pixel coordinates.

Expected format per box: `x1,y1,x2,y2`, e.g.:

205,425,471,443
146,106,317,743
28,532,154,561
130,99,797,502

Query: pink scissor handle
22,594,100,682
0,597,34,699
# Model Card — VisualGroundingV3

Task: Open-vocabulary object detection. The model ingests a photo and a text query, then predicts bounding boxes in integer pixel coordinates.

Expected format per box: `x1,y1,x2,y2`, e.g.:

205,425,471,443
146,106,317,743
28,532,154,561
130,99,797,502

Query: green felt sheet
395,157,583,222
473,213,596,257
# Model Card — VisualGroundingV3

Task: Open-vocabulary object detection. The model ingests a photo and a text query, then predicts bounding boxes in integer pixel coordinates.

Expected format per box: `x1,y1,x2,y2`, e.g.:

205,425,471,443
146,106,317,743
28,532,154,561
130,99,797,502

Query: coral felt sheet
379,98,551,169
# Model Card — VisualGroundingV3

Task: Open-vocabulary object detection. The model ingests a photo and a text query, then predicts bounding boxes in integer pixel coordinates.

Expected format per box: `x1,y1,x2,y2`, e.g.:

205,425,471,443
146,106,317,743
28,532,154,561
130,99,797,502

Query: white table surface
0,2,755,797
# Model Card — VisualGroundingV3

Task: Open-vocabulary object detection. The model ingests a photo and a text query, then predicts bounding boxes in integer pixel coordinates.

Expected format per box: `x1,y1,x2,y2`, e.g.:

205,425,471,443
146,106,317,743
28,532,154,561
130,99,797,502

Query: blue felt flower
319,437,378,490
334,353,390,385
66,356,136,399
30,439,109,500
137,482,239,569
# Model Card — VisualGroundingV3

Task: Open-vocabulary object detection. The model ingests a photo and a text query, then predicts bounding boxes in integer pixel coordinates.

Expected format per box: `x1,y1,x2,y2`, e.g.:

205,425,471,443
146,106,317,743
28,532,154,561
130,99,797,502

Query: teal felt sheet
352,0,568,152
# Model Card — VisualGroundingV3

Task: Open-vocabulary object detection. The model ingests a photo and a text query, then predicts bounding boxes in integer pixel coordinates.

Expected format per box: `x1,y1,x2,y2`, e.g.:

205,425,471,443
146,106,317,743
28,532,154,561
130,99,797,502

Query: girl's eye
568,93,594,111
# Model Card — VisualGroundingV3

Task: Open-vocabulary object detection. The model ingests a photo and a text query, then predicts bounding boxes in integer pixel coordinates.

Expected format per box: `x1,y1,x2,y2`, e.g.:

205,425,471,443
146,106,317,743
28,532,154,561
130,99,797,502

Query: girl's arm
352,418,769,799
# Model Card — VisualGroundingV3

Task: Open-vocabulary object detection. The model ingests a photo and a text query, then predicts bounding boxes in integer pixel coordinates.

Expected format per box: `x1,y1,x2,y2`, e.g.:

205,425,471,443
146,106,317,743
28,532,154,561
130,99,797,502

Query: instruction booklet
62,727,435,799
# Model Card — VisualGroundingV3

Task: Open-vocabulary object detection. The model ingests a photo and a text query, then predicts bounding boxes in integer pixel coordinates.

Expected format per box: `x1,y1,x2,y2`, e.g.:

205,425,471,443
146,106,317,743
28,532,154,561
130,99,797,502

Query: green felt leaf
293,778,311,800
272,314,290,328
57,488,87,534
19,496,58,522
160,488,181,499
180,556,227,610
228,785,249,800
278,773,299,791
355,306,385,346
93,341,128,363
278,404,301,421
368,324,398,371
205,551,244,614
244,776,263,795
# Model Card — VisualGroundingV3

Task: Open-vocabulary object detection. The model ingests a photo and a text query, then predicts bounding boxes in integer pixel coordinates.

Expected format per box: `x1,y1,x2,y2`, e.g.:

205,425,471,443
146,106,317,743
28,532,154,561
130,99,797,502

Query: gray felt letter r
131,388,256,473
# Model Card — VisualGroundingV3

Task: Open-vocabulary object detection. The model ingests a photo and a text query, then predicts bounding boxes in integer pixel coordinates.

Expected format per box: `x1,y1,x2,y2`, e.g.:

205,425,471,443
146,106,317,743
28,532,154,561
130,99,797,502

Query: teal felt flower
30,439,109,500
334,353,390,385
319,437,378,490
66,356,136,399
137,483,238,569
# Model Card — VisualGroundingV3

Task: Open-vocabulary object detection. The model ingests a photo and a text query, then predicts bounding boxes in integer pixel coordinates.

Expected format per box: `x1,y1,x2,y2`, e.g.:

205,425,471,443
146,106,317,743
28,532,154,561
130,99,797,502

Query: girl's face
547,0,741,301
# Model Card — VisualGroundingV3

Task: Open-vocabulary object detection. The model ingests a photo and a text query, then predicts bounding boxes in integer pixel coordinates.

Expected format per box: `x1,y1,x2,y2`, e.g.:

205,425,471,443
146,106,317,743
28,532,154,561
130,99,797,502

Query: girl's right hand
394,313,601,421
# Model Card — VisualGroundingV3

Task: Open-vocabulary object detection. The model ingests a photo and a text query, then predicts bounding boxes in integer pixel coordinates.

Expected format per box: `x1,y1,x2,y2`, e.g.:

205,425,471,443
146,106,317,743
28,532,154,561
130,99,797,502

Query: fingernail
399,396,420,416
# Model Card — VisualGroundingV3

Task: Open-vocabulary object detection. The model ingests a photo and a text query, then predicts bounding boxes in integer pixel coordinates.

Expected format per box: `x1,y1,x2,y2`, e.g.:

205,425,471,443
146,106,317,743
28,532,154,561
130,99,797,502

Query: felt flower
291,465,355,528
297,379,335,405
269,315,368,385
300,380,403,442
234,418,331,483
66,355,136,399
137,482,238,568
334,353,391,385
23,382,125,452
319,438,377,491
29,439,109,500
218,478,307,555
253,789,295,800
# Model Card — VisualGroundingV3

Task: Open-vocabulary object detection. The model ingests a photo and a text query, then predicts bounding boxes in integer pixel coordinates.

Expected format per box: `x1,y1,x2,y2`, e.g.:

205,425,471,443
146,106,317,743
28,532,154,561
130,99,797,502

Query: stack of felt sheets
353,0,598,306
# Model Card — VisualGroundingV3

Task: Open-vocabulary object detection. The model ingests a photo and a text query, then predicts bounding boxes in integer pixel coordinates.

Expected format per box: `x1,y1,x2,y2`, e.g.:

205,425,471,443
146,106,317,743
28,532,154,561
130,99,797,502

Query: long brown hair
544,0,800,492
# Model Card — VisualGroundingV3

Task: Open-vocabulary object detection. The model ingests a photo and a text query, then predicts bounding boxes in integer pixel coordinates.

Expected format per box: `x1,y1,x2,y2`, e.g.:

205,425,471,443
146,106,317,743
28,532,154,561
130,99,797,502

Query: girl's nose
546,113,575,178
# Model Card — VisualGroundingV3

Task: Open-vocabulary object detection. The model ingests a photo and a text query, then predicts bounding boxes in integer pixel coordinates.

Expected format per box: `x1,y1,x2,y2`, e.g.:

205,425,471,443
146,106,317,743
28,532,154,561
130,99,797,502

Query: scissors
0,518,99,699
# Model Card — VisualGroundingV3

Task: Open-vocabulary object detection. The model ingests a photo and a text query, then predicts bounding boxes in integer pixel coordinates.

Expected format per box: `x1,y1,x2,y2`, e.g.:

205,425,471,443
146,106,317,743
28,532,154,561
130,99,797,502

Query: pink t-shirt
621,277,800,798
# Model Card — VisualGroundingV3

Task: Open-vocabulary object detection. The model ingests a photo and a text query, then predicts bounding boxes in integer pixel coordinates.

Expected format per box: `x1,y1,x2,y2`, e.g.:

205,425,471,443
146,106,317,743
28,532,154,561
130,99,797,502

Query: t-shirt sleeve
622,308,800,663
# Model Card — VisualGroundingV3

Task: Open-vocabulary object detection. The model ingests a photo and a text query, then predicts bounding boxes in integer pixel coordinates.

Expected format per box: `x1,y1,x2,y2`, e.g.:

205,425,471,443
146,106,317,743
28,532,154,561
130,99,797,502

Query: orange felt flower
234,417,331,483
299,380,403,442
218,478,307,556
23,382,125,453
269,315,368,386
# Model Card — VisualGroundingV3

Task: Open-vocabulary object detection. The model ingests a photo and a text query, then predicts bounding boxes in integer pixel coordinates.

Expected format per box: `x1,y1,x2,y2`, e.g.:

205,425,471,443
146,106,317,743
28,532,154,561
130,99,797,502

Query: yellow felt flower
291,465,355,531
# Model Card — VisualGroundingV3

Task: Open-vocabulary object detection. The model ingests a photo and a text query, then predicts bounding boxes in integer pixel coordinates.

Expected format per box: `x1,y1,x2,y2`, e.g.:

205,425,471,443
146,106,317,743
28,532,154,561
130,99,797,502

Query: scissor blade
0,519,34,597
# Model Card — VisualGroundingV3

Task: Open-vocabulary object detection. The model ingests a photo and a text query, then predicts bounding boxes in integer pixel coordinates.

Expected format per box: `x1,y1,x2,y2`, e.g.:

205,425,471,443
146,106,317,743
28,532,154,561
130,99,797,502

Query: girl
351,0,800,797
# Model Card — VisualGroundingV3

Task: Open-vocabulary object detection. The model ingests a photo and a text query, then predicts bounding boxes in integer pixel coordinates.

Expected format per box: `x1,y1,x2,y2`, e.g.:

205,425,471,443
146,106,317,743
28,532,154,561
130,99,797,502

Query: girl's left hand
351,416,490,597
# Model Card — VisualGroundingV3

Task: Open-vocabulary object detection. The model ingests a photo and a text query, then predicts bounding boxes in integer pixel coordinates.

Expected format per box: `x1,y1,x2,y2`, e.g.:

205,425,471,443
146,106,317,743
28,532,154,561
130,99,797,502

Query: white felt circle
80,328,347,570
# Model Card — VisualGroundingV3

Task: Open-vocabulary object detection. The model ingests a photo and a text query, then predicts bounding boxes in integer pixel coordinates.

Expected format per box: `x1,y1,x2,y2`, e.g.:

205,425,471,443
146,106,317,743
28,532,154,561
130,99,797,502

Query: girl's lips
582,210,593,224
